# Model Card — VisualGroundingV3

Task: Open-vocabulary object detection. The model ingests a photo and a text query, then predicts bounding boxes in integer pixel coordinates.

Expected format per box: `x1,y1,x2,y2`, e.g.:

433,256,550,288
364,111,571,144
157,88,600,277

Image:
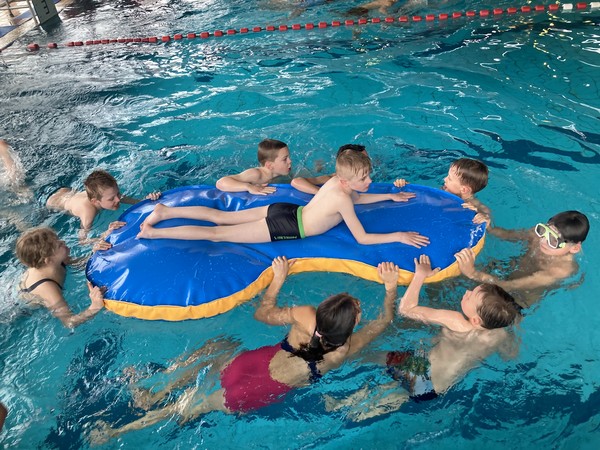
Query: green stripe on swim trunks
297,206,305,239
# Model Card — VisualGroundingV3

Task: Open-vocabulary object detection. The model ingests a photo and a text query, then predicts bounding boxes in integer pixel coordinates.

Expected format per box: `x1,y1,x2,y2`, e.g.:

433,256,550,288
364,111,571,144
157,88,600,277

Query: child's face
270,147,292,176
536,223,579,256
96,187,121,210
460,285,484,320
52,239,70,264
346,170,372,192
442,166,469,198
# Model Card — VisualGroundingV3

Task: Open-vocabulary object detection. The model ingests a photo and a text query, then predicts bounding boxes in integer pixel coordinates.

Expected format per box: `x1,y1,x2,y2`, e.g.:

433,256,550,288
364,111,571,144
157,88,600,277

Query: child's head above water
257,139,291,176
548,210,589,244
462,283,522,330
336,149,372,181
476,284,522,329
84,169,120,202
336,144,367,157
443,158,489,199
16,227,64,269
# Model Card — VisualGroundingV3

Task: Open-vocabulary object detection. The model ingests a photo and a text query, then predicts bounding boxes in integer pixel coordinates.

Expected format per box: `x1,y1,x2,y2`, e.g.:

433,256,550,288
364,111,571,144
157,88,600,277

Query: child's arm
454,247,571,291
254,256,297,325
34,281,104,328
399,255,472,332
216,168,276,195
354,191,416,205
121,192,161,205
291,175,333,195
346,262,399,357
339,199,430,247
487,224,531,241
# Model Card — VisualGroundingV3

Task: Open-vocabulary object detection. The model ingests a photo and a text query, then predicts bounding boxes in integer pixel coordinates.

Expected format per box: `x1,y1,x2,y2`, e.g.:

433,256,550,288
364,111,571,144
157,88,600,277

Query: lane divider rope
23,3,600,52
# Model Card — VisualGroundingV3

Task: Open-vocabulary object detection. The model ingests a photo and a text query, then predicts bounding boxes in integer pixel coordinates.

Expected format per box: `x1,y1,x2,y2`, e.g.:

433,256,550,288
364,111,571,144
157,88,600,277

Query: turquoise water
1,0,599,448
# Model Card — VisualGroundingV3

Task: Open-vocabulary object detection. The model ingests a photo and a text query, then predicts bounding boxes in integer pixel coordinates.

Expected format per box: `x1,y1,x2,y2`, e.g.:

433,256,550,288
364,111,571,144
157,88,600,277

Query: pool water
1,0,599,448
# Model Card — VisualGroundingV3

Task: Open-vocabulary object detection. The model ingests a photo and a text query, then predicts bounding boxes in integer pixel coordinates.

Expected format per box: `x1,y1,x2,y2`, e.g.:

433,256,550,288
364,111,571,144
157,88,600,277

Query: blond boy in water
216,138,292,195
138,151,430,248
46,169,160,243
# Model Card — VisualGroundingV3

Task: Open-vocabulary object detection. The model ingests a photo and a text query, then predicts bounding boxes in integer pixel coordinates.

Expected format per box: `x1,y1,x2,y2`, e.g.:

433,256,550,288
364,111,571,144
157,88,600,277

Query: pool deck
0,0,73,50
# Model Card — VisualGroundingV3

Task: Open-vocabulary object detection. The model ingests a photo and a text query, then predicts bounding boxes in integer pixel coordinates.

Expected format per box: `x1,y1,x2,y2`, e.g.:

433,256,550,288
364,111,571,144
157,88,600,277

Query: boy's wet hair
477,284,522,329
336,150,372,180
451,158,489,194
292,293,361,362
16,227,60,269
257,139,288,166
548,210,589,243
336,144,366,157
84,170,119,200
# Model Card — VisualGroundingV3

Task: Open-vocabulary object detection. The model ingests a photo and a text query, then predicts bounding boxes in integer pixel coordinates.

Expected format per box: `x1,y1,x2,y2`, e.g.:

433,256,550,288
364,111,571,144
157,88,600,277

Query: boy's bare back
47,189,98,230
301,176,351,236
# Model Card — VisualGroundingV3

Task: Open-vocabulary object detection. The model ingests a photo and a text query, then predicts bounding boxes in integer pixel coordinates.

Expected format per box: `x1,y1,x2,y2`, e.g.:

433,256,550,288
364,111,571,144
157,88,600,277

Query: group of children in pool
3,138,590,437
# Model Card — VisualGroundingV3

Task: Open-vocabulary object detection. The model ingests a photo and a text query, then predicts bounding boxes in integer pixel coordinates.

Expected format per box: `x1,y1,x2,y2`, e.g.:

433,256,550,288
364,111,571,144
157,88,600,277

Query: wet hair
548,210,589,243
451,158,489,194
257,139,288,166
336,144,366,157
335,149,372,180
16,227,60,269
291,293,361,363
477,284,522,329
84,170,119,200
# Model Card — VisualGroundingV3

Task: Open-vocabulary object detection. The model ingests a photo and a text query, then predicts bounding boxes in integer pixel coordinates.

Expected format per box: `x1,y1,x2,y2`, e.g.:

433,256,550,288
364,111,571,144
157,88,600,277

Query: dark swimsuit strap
280,335,322,382
20,278,64,293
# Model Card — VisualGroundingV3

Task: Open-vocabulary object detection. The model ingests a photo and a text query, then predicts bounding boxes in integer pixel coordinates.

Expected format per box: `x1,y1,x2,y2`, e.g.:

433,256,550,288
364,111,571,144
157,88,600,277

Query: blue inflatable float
86,183,485,321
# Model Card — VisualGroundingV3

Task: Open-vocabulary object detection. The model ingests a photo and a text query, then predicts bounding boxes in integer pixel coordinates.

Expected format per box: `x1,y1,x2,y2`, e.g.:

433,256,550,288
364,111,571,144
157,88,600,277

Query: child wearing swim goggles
454,210,589,308
534,223,568,249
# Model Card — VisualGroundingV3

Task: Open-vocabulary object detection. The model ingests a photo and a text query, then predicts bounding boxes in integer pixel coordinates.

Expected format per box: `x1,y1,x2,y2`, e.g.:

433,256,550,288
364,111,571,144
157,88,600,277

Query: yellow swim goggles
534,223,566,249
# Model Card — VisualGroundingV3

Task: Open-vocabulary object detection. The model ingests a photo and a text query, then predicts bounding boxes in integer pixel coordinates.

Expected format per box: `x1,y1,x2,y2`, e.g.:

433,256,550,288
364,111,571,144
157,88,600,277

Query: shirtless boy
291,144,367,195
138,151,430,248
455,210,589,307
46,169,160,242
327,254,521,419
216,138,292,195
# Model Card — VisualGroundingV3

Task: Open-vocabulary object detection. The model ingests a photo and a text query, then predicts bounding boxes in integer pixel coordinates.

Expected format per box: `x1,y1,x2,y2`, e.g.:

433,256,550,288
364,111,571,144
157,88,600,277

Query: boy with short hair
47,169,160,242
291,144,368,195
326,254,522,419
138,151,430,248
216,138,292,195
396,157,490,223
455,210,589,307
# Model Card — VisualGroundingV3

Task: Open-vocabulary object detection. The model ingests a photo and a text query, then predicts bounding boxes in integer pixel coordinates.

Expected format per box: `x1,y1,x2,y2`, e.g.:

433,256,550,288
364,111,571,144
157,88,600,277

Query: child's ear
569,242,582,254
90,197,102,207
264,161,274,170
460,185,473,197
470,315,483,328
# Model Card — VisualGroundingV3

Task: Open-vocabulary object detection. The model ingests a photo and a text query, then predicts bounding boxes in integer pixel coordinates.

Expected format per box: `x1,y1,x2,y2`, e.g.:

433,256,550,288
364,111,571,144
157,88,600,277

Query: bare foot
136,221,158,239
88,420,115,446
144,203,169,227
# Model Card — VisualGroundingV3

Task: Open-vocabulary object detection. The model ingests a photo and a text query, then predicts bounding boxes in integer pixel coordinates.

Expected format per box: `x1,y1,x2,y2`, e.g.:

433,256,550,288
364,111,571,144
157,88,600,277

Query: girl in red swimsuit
90,256,400,444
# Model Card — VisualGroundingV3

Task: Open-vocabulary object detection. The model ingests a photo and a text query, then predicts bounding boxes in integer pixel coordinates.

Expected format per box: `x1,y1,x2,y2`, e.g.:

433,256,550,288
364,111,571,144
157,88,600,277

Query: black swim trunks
265,203,305,241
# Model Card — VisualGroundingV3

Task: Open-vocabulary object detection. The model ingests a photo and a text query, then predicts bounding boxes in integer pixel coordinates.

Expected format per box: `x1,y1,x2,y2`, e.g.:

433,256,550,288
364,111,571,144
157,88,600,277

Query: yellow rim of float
105,234,485,321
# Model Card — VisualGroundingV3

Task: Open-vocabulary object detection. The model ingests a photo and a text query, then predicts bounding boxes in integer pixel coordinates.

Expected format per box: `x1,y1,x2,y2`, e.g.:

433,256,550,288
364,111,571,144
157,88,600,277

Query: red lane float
26,3,599,52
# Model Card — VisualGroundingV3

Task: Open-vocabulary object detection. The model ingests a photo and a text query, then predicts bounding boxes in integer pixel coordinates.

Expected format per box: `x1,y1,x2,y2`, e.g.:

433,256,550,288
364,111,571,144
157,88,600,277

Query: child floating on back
15,227,106,328
216,139,292,195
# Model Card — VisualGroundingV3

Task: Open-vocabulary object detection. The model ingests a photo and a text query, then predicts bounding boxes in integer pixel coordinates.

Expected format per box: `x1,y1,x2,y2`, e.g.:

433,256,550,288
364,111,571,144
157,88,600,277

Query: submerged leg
88,403,179,445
